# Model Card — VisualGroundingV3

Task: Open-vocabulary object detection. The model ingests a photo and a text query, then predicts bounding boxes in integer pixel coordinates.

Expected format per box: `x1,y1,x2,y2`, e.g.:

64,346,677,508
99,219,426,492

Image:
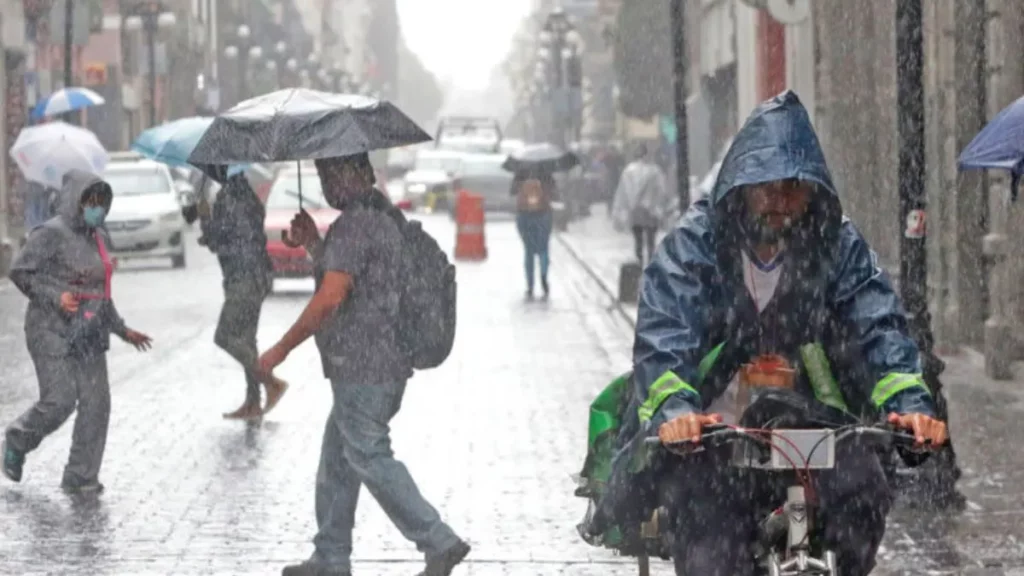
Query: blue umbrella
31,87,106,120
958,94,1024,199
131,116,246,180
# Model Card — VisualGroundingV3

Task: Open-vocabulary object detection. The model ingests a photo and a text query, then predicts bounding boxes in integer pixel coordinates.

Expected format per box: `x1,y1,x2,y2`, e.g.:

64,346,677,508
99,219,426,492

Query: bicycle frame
646,424,921,576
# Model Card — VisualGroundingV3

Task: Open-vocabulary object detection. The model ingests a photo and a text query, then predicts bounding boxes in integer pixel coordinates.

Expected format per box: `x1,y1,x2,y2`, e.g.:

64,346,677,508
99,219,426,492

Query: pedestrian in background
19,180,60,239
2,170,151,493
511,168,557,300
257,153,469,576
191,168,287,420
600,143,626,204
611,143,674,265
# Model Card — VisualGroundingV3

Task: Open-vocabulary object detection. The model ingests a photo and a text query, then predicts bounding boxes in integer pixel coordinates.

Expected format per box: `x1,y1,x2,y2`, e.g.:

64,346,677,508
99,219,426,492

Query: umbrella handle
296,160,303,210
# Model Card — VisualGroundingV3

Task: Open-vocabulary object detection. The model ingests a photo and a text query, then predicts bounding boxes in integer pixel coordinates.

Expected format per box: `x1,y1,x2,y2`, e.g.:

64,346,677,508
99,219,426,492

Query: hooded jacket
9,170,127,356
633,91,934,428
199,173,272,290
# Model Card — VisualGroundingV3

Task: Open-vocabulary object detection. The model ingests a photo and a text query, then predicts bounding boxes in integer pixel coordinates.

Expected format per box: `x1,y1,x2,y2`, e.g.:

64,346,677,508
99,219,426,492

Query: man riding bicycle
592,92,948,576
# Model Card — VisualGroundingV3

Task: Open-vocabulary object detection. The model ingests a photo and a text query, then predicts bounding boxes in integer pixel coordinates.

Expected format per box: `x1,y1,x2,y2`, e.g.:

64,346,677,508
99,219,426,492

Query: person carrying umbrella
503,143,579,300
196,167,287,419
511,167,557,299
133,117,288,420
190,89,469,576
258,153,470,576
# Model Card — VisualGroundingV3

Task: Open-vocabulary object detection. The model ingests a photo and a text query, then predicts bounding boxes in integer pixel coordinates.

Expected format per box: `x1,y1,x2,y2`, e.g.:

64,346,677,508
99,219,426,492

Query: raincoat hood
57,169,112,229
710,91,841,247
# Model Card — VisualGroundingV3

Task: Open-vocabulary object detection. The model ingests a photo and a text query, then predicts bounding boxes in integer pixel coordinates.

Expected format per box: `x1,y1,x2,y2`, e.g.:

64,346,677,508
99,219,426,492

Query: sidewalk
555,203,658,328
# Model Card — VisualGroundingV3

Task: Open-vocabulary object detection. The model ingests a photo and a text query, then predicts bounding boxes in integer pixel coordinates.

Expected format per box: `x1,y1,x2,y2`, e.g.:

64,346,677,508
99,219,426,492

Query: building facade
691,0,1024,377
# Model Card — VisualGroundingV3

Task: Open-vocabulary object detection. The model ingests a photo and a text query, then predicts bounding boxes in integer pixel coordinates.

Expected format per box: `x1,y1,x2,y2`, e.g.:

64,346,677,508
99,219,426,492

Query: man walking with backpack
258,153,468,576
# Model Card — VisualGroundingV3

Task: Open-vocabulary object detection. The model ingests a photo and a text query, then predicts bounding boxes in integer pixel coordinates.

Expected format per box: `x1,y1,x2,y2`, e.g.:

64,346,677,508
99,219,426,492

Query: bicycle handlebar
643,423,926,452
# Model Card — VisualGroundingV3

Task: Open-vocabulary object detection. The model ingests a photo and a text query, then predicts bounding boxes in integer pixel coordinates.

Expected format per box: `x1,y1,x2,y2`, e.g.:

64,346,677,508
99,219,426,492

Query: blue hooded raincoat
633,91,934,429
583,91,937,546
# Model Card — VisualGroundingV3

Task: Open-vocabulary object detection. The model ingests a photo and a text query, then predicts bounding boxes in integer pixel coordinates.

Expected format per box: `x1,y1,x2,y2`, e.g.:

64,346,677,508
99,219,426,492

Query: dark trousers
214,281,269,404
663,440,891,576
632,226,657,265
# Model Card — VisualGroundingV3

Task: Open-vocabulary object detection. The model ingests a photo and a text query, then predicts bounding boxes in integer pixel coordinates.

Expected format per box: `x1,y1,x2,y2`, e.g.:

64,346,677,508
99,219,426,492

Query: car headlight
407,183,427,194
160,211,180,223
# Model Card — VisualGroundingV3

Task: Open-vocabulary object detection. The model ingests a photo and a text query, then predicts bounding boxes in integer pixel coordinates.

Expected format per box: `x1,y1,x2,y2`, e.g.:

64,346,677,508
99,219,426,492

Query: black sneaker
2,440,24,482
541,276,549,297
420,540,471,576
281,561,351,576
60,479,104,495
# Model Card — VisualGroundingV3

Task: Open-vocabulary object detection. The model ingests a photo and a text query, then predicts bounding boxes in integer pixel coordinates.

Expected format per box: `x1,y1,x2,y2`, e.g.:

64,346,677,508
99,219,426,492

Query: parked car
456,153,515,214
102,160,188,268
263,168,339,278
404,149,464,212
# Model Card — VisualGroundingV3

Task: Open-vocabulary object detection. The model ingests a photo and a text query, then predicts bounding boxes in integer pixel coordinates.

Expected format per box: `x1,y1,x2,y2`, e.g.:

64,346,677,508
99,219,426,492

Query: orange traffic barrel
454,189,487,261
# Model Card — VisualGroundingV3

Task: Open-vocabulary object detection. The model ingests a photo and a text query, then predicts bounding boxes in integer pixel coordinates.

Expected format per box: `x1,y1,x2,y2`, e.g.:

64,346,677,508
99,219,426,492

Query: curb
555,230,637,330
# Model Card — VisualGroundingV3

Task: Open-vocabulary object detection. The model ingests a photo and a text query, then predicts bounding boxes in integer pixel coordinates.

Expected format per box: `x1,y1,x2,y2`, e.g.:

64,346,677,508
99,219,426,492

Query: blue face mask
83,205,106,228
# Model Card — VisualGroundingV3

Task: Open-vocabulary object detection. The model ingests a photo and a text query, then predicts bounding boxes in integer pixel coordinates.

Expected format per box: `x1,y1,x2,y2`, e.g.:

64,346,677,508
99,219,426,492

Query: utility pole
896,0,927,335
897,0,966,508
63,0,76,124
670,0,690,213
147,20,157,128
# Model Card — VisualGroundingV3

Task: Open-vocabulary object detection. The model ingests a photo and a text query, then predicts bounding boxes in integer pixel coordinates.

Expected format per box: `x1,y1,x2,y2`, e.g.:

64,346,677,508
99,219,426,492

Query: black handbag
68,296,110,356
67,231,114,356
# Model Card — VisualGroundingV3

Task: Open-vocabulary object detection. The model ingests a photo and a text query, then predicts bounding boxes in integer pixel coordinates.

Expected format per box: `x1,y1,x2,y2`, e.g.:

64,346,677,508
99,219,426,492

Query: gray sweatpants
5,350,110,486
311,378,459,570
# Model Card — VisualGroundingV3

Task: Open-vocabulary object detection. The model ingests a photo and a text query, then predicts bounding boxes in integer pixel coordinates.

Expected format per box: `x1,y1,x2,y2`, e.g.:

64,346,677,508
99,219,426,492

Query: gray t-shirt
314,204,412,383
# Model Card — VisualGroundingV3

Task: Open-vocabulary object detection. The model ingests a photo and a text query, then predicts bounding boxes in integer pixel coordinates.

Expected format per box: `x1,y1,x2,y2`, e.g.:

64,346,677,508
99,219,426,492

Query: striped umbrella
31,87,106,120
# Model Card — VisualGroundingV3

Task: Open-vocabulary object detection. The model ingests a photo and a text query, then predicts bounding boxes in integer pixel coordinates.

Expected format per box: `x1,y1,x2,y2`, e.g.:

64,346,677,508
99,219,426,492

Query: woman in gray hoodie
2,170,151,493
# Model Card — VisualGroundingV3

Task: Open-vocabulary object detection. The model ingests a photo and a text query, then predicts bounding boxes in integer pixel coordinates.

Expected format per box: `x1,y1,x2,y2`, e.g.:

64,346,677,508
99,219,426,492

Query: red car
263,168,340,278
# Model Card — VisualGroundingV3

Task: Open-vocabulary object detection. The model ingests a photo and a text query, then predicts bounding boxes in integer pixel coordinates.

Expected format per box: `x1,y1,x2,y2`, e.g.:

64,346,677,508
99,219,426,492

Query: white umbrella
9,122,109,188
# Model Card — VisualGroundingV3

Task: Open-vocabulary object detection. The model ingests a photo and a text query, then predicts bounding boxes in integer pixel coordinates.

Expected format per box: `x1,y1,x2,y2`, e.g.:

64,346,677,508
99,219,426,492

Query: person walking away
2,170,152,493
20,180,60,241
601,144,626,204
194,169,287,419
611,143,674,265
511,168,556,299
257,153,470,576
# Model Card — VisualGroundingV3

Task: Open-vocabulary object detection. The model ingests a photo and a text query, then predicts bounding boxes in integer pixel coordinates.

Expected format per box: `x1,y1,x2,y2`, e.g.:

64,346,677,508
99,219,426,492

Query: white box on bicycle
767,429,836,470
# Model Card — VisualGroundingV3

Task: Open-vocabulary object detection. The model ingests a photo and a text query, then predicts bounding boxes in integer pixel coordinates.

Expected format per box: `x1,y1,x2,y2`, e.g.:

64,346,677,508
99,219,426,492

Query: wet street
0,215,1023,575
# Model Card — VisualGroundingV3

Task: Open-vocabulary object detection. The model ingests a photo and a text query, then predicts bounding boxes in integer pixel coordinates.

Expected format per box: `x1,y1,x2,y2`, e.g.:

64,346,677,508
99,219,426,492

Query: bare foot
261,377,289,415
223,401,263,421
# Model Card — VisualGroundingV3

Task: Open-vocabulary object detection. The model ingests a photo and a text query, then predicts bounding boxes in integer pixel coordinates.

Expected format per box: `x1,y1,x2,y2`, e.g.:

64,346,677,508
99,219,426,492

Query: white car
102,161,188,268
403,149,465,211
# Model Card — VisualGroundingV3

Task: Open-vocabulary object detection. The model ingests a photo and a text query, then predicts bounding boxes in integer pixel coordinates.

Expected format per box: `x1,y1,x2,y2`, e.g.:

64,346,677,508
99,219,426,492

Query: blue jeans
312,379,459,570
516,211,552,291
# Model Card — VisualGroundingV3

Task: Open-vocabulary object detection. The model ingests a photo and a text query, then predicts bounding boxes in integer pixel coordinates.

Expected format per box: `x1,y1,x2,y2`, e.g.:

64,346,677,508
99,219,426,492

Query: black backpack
372,196,458,369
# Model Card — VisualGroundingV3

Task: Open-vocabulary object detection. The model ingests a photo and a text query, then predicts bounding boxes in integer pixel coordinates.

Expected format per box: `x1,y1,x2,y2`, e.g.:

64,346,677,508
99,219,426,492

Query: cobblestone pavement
0,215,668,575
559,204,1024,574
0,211,1022,575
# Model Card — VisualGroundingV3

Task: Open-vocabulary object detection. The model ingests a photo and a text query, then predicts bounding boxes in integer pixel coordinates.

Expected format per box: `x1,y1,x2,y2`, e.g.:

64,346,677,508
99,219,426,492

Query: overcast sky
396,0,533,90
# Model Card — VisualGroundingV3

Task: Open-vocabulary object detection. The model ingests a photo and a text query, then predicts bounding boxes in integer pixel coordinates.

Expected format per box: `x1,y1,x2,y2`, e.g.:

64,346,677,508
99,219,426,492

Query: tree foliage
614,1,673,119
